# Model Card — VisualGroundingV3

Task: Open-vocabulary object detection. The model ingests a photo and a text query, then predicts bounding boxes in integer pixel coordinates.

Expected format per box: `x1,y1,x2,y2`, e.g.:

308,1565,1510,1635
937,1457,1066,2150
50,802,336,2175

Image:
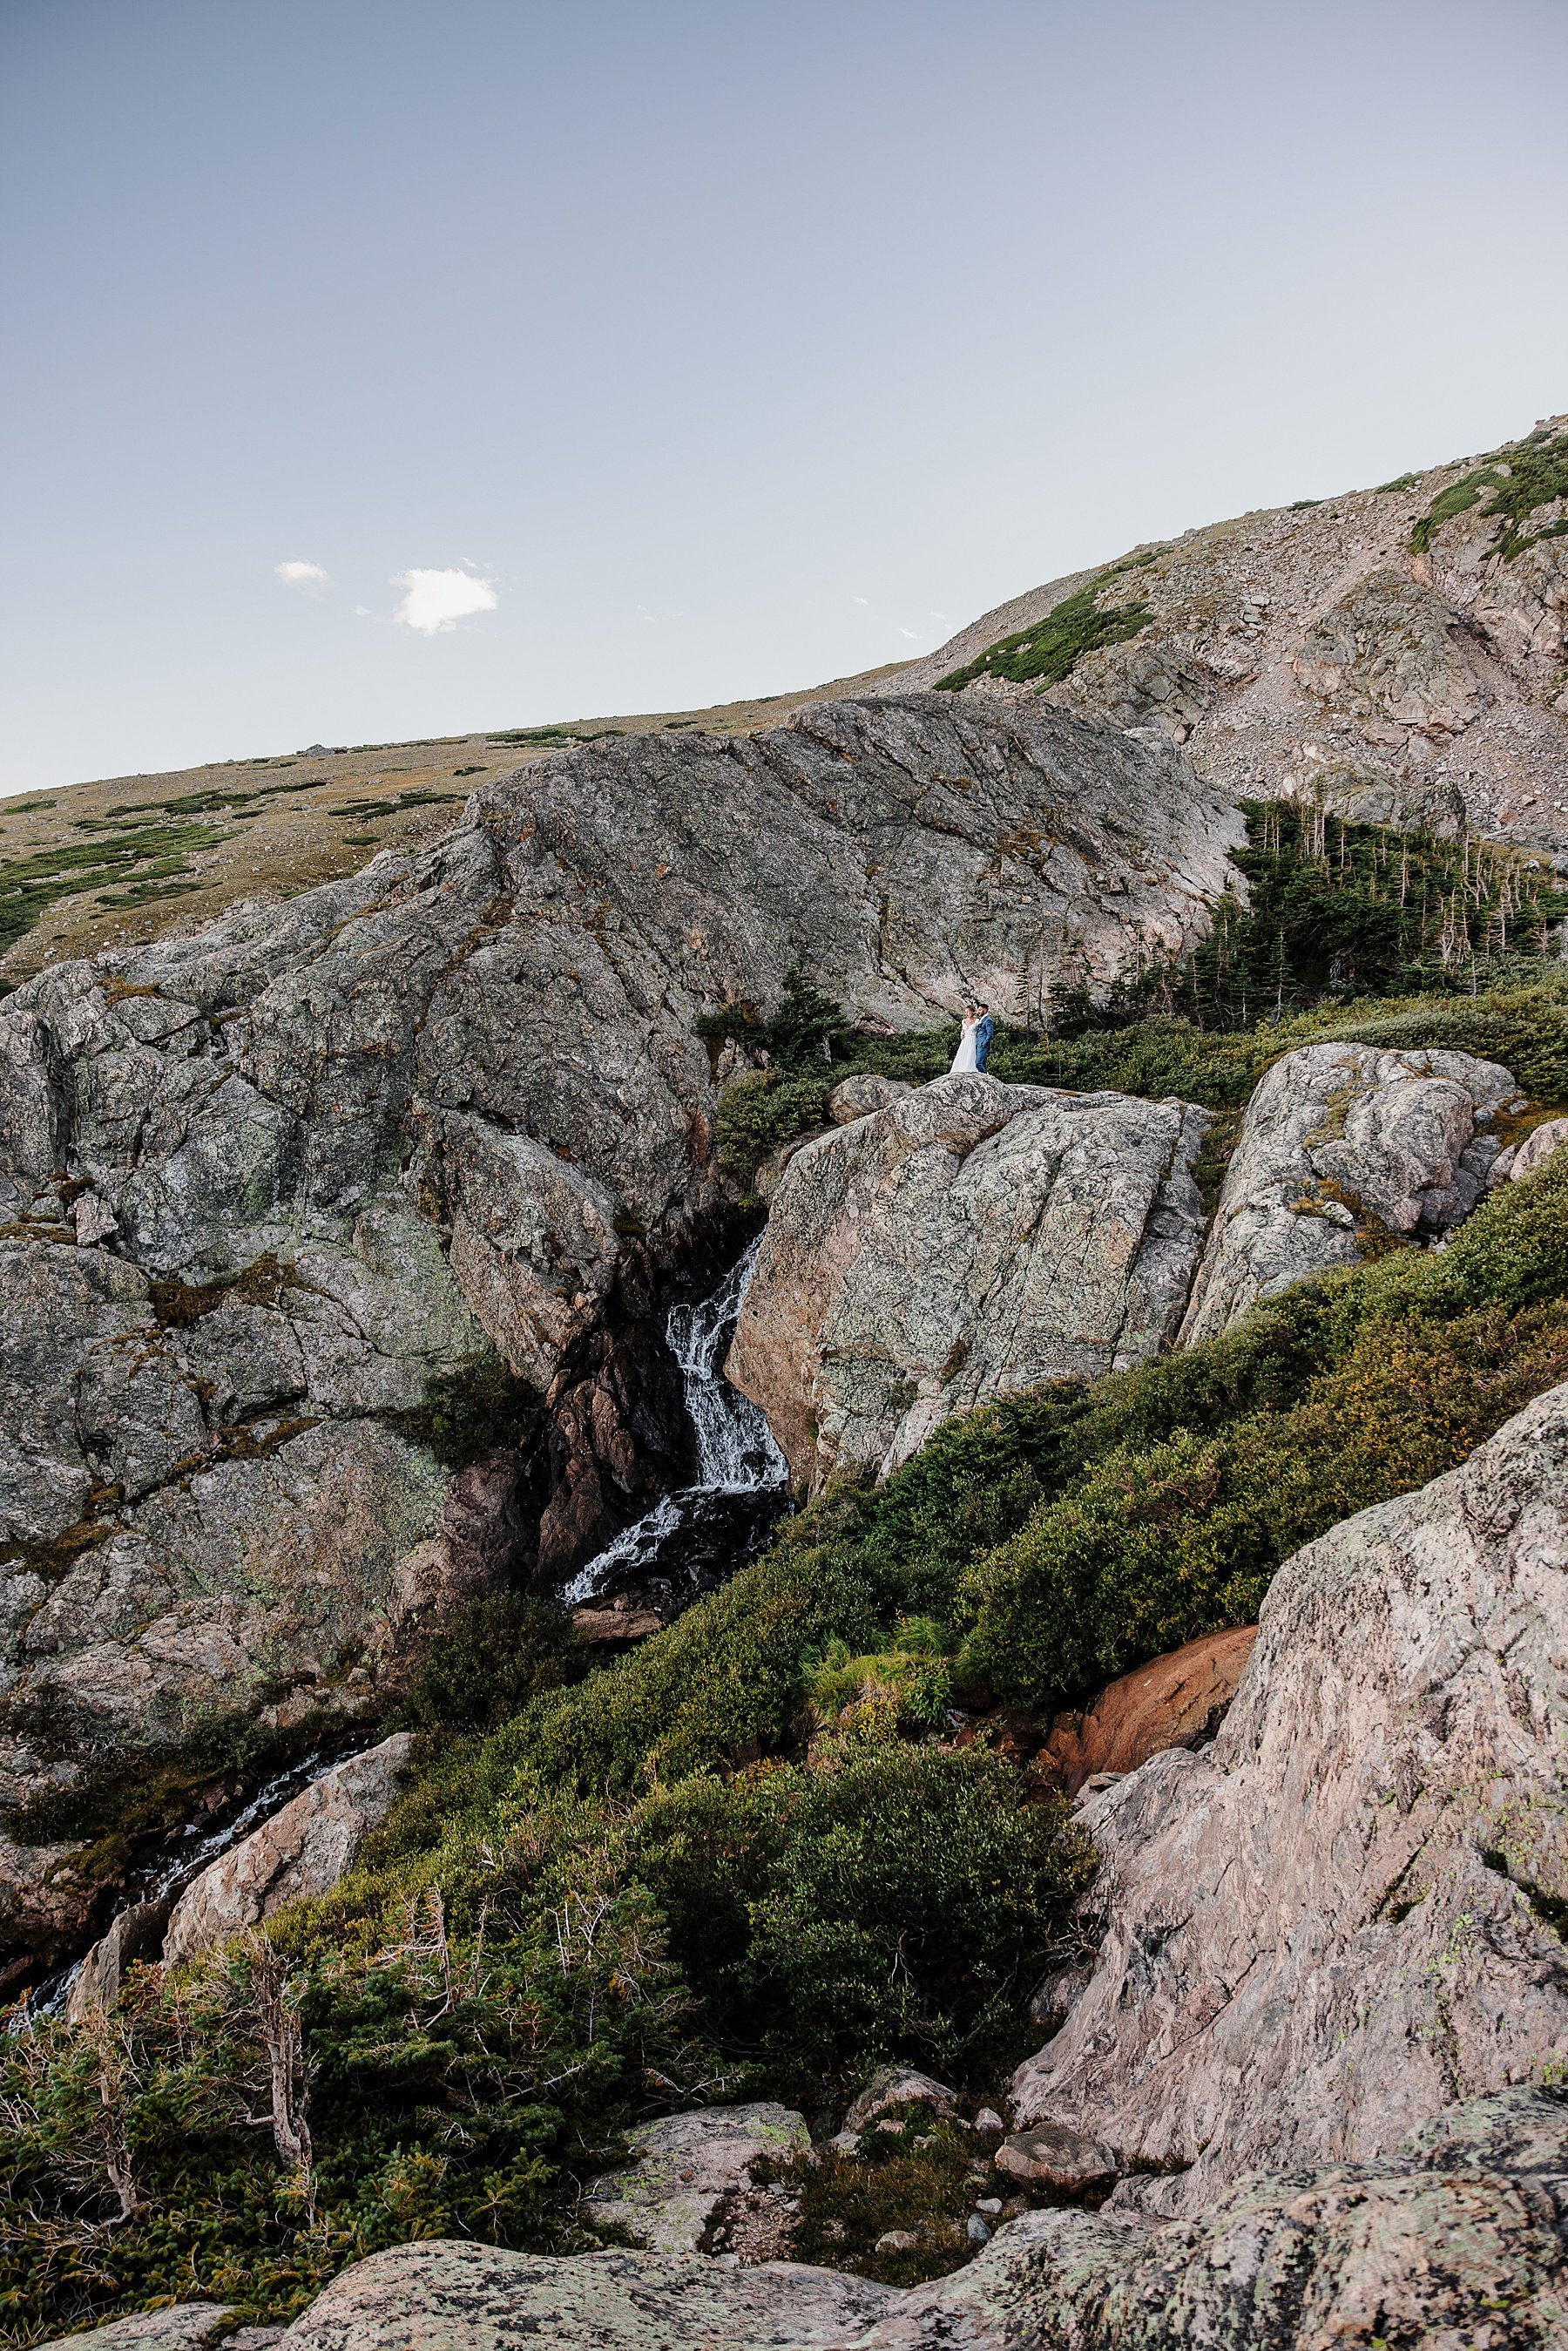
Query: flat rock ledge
728,1072,1208,1491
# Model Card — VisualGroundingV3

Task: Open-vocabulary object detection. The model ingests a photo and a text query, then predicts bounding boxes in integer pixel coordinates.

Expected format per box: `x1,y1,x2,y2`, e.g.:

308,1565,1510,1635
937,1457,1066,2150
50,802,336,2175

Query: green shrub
396,1593,586,1740
386,1358,544,1469
0,1811,712,2342
713,1067,833,1176
632,1742,1092,2098
933,553,1160,692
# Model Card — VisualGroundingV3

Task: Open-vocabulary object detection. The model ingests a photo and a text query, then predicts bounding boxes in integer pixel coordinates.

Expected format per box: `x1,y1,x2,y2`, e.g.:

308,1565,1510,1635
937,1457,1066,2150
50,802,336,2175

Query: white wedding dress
950,1021,978,1073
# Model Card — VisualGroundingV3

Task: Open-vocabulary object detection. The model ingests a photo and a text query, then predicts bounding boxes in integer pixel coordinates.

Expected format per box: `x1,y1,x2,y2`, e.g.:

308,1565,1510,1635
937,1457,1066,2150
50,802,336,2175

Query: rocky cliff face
1010,1377,1568,2213
891,416,1568,852
727,1072,1208,1490
0,695,1241,1820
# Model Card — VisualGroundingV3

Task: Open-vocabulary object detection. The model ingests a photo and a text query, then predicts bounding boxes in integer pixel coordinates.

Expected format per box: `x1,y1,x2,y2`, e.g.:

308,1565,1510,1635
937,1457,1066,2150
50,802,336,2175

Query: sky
3,0,1567,796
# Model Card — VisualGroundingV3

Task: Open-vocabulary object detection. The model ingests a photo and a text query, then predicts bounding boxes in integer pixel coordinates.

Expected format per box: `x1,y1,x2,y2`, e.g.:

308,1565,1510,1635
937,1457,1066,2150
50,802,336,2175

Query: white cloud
898,627,921,640
853,594,869,606
391,566,497,636
275,559,328,593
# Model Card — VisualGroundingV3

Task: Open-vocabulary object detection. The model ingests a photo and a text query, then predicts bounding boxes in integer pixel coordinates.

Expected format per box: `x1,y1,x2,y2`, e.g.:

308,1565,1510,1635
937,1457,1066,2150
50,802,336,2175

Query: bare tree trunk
244,1933,314,2210
82,2009,137,2223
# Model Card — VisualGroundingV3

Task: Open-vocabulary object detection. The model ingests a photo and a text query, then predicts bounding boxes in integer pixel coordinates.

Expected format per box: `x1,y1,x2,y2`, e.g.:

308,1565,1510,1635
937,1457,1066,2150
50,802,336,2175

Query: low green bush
395,1593,586,1740
933,552,1160,692
631,1743,1090,2099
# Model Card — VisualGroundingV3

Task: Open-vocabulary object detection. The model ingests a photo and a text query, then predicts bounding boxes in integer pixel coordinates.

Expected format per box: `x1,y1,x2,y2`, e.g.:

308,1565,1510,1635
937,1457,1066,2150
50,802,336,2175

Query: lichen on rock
727,1072,1209,1490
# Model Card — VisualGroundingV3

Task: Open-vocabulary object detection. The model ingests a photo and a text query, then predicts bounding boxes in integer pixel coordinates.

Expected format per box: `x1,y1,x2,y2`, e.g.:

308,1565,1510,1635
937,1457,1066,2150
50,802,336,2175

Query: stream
20,1241,789,2017
23,1732,379,2022
560,1235,790,1614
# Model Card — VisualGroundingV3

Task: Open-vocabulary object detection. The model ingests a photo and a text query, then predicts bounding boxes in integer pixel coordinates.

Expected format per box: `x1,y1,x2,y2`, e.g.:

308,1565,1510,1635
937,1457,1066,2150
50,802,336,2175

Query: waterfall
666,1238,787,1492
562,1237,787,1607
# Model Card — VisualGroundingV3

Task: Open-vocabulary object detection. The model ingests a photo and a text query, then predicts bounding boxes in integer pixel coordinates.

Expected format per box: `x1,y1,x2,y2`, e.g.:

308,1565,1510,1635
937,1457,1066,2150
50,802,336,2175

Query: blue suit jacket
973,1014,995,1069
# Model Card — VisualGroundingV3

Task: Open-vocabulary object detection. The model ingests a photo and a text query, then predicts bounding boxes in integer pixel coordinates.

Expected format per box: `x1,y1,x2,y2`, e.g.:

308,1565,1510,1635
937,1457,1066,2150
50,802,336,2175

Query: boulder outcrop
890,413,1568,854
1177,1038,1520,1344
274,2238,896,2351
727,1073,1208,1489
1497,1113,1568,1182
162,1734,412,1964
0,694,1242,1839
1038,1625,1257,1797
37,2307,242,2351
1010,1379,1568,2212
580,2100,810,2255
52,2089,1558,2351
64,1894,172,2022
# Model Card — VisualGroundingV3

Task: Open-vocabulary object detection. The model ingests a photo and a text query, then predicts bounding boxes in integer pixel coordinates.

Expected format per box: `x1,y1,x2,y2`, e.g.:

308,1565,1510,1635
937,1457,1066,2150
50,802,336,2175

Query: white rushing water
563,1237,787,1605
20,1738,378,2026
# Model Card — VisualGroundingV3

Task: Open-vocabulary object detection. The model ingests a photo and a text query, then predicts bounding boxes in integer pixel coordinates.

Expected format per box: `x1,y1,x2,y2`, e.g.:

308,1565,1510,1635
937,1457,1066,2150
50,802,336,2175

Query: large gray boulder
727,1072,1208,1490
162,1733,412,1965
35,2307,240,2351
579,2101,810,2254
0,694,1242,1849
274,2239,896,2351
1010,1378,1568,2214
1177,1038,1521,1345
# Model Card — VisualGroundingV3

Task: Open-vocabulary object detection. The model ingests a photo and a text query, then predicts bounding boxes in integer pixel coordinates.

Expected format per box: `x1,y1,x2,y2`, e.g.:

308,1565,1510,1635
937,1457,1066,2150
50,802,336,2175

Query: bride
950,1005,980,1073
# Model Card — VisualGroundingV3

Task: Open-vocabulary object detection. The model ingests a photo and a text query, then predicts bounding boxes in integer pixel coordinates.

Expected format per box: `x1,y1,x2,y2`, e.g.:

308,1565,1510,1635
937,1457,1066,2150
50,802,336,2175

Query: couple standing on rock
950,1001,994,1074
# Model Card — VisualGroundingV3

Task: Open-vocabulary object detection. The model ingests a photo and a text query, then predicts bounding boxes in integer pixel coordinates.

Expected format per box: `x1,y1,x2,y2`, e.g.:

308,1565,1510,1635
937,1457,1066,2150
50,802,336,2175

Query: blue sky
3,0,1566,793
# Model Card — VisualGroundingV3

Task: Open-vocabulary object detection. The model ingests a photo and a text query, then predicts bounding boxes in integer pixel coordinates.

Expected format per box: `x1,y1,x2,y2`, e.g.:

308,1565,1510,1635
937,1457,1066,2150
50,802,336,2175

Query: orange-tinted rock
1043,1625,1257,1797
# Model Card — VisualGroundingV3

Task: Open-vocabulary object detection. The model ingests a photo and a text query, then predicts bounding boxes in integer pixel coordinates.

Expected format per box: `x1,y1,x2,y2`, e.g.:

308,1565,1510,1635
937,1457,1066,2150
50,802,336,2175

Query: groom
973,1001,994,1071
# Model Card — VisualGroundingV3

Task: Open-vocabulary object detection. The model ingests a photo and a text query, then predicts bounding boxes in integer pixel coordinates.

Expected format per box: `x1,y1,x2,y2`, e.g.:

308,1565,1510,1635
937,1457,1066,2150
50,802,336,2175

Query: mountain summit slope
890,415,1568,851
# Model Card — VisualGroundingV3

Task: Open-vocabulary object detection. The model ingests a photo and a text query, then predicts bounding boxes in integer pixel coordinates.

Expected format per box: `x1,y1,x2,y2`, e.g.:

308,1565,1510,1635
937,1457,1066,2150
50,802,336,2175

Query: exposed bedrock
1177,1036,1523,1345
0,695,1240,1828
61,2088,1568,2350
1010,1378,1568,2216
727,1071,1209,1491
889,414,1568,853
161,1732,412,1966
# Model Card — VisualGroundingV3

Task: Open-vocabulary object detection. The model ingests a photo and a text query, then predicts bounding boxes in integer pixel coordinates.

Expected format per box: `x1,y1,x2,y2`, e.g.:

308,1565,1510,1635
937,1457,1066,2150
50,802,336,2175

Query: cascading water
18,1244,787,2016
562,1237,788,1609
21,1734,378,2023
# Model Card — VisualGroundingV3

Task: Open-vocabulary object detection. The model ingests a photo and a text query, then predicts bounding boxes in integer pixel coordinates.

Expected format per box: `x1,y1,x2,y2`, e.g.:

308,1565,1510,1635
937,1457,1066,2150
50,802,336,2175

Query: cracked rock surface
727,1072,1208,1490
581,2102,811,2256
0,694,1240,1851
1009,1379,1568,2213
1177,1037,1520,1345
